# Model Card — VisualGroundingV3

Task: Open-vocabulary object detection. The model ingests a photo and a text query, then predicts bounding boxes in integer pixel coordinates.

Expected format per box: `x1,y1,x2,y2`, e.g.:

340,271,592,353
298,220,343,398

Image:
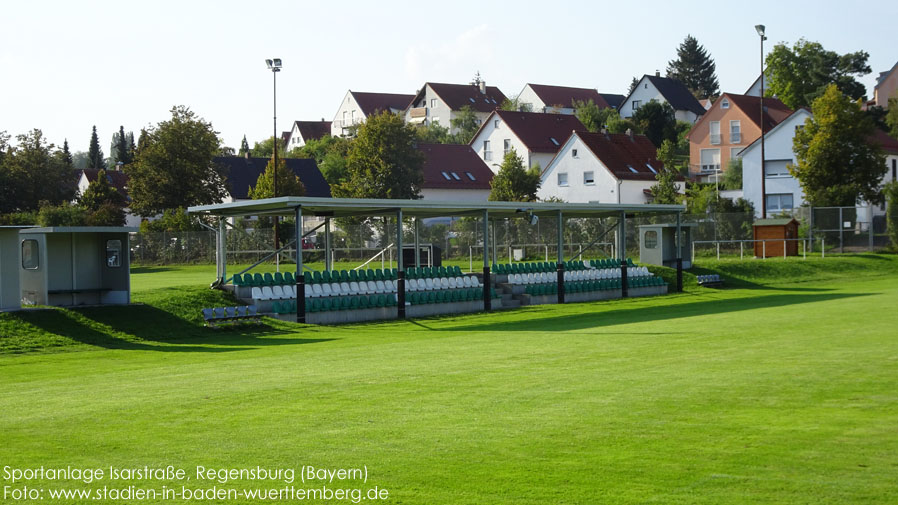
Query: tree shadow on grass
14,306,334,353
416,291,871,334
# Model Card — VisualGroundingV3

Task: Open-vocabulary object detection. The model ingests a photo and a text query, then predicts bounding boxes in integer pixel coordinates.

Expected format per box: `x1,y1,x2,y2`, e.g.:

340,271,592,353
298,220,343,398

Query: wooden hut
753,218,799,257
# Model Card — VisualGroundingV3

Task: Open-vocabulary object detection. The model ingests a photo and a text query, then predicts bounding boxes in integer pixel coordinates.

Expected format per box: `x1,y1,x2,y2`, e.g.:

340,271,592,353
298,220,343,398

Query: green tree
721,158,743,190
666,35,720,100
414,122,453,144
649,168,681,204
886,98,898,139
111,125,133,165
0,129,75,213
87,125,105,169
238,135,251,156
488,149,540,202
61,139,73,169
685,183,716,214
292,135,352,185
885,181,898,248
632,100,677,147
250,136,287,158
628,76,639,95
450,105,481,143
126,106,227,216
499,96,533,112
573,99,618,133
79,169,126,210
765,38,871,109
247,157,306,199
605,114,640,135
135,128,150,156
332,112,424,199
791,85,886,206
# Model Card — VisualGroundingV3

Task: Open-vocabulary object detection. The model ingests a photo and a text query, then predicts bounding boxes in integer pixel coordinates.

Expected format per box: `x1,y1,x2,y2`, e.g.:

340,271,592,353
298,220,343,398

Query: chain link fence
129,205,894,266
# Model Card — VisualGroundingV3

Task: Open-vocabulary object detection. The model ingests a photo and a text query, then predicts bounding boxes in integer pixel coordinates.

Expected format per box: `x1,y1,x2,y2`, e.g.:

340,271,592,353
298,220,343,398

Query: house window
584,171,595,184
469,97,476,103
632,100,641,110
721,99,730,109
494,119,500,128
441,171,451,180
766,193,794,211
764,160,791,177
106,240,122,268
700,149,720,172
893,159,896,180
503,139,511,154
627,165,638,173
709,121,721,145
557,173,568,186
483,140,491,161
466,172,476,181
646,162,657,174
22,240,39,270
572,149,578,158
644,230,659,249
730,120,741,143
431,98,437,108
550,137,559,146
451,172,461,180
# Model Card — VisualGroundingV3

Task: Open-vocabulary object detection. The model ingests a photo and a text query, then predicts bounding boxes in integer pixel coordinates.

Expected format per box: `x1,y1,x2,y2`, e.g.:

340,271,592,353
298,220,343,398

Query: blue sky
2,0,896,154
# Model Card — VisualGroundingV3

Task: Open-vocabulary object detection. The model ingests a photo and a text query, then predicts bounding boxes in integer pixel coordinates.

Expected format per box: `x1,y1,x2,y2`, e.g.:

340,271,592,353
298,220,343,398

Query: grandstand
188,197,686,324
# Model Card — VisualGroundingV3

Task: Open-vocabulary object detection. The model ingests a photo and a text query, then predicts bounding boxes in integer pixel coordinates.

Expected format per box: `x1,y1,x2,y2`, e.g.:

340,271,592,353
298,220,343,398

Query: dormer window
721,99,730,109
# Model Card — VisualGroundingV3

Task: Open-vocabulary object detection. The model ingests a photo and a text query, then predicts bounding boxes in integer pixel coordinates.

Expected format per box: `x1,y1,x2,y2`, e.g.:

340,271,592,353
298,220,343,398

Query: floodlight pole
557,210,565,304
396,210,405,319
620,211,628,298
266,58,282,269
295,206,305,324
483,210,491,311
676,212,683,292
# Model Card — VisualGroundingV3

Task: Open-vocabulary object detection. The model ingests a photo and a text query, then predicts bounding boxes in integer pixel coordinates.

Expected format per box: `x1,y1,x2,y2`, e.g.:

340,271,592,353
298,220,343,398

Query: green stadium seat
231,273,243,286
284,272,295,284
250,273,263,286
273,272,284,285
374,269,384,281
359,295,370,308
262,273,275,286
349,270,359,282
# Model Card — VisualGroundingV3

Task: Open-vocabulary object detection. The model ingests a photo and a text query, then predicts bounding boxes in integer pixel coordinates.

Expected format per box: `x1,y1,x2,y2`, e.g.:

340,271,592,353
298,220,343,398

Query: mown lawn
1,256,897,503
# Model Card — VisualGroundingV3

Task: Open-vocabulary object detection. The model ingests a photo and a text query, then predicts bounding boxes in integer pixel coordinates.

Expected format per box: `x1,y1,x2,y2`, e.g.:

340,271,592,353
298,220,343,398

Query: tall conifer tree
666,35,720,100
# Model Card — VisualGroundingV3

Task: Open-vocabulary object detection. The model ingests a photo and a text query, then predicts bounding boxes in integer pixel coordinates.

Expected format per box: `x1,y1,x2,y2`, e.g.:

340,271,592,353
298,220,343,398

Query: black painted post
294,206,305,323
483,210,491,311
397,210,405,319
620,211,628,298
557,209,564,304
676,212,683,293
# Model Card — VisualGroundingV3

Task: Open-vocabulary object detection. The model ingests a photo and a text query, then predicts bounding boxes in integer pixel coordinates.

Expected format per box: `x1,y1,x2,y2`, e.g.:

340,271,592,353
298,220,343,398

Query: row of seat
202,305,260,326
697,274,722,284
407,276,482,291
524,277,666,296
233,272,296,287
508,267,653,285
408,288,498,305
250,275,487,301
589,258,636,269
405,265,464,279
307,268,398,284
274,294,400,314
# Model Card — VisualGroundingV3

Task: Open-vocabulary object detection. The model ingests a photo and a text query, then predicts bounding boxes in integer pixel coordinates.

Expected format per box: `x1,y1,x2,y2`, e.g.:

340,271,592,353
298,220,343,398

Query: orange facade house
687,93,792,179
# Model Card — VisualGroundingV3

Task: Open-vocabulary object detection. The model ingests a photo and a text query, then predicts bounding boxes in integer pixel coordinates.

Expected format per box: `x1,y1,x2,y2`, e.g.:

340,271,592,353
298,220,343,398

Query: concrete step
500,298,522,309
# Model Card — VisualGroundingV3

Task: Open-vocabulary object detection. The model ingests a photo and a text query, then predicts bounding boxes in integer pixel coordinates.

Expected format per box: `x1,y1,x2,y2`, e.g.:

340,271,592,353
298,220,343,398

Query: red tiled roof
351,91,415,116
79,169,129,195
871,129,898,155
527,84,610,109
722,93,793,130
494,110,585,153
417,143,493,190
574,131,677,181
294,121,332,142
420,82,507,113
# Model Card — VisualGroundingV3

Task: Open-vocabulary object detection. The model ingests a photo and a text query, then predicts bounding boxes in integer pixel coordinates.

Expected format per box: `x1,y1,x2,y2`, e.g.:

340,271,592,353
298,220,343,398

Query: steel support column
620,211,628,298
557,210,565,304
483,210,491,311
397,210,405,319
676,212,683,293
295,206,305,323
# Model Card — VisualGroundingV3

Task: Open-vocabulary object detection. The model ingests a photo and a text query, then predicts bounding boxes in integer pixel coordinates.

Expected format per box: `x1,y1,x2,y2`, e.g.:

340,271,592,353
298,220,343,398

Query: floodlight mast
266,57,282,266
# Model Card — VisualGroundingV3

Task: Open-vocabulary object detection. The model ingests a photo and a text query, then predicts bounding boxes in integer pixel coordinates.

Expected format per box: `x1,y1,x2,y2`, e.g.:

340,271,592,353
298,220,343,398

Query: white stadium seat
251,287,263,300
311,284,322,297
272,285,285,299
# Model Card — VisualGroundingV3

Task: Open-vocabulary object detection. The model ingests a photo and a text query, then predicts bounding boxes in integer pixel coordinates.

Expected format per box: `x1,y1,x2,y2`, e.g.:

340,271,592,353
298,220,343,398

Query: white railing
691,238,823,261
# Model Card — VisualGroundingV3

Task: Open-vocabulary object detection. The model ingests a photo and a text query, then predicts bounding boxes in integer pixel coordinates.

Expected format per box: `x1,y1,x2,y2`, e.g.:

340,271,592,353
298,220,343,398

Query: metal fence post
783,239,786,259
762,240,766,259
740,241,743,260
822,238,825,258
869,204,874,251
839,207,843,253
716,241,720,260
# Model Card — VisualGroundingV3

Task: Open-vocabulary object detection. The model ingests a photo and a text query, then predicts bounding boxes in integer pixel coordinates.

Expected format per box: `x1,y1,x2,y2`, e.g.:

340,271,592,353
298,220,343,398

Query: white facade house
469,110,585,172
331,90,414,137
538,131,685,204
285,121,331,149
744,73,769,97
514,84,616,115
740,109,812,217
404,80,506,134
75,169,141,227
619,74,706,124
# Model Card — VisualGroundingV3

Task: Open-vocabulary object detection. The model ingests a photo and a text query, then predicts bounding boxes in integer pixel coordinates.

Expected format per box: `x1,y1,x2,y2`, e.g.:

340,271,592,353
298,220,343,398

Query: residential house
284,120,332,149
599,93,626,110
331,91,415,137
514,84,617,114
213,156,331,202
687,93,792,180
75,168,141,227
469,110,585,172
538,130,684,204
870,61,898,108
744,73,768,97
619,73,706,123
741,112,898,218
404,79,506,133
417,144,494,202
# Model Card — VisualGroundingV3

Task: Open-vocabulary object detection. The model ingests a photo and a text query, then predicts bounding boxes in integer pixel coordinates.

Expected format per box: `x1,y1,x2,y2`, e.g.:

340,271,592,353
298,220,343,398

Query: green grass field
1,256,897,503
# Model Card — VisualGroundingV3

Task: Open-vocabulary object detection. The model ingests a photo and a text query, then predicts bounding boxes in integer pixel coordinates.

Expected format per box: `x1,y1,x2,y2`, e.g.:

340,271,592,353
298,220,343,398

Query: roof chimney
479,79,486,94
655,70,660,77
245,151,250,160
626,128,633,139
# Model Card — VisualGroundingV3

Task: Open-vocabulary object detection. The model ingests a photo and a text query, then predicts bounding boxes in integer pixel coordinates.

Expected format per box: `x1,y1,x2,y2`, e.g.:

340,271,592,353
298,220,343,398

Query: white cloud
404,24,495,83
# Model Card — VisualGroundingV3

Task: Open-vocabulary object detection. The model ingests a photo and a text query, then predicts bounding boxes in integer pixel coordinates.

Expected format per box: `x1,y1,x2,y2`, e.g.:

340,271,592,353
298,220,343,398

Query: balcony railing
408,107,427,118
333,118,362,129
710,134,722,145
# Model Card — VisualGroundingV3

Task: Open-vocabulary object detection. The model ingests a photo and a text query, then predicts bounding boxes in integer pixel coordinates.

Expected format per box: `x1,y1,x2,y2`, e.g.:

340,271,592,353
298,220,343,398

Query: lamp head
265,58,282,71
754,24,766,38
